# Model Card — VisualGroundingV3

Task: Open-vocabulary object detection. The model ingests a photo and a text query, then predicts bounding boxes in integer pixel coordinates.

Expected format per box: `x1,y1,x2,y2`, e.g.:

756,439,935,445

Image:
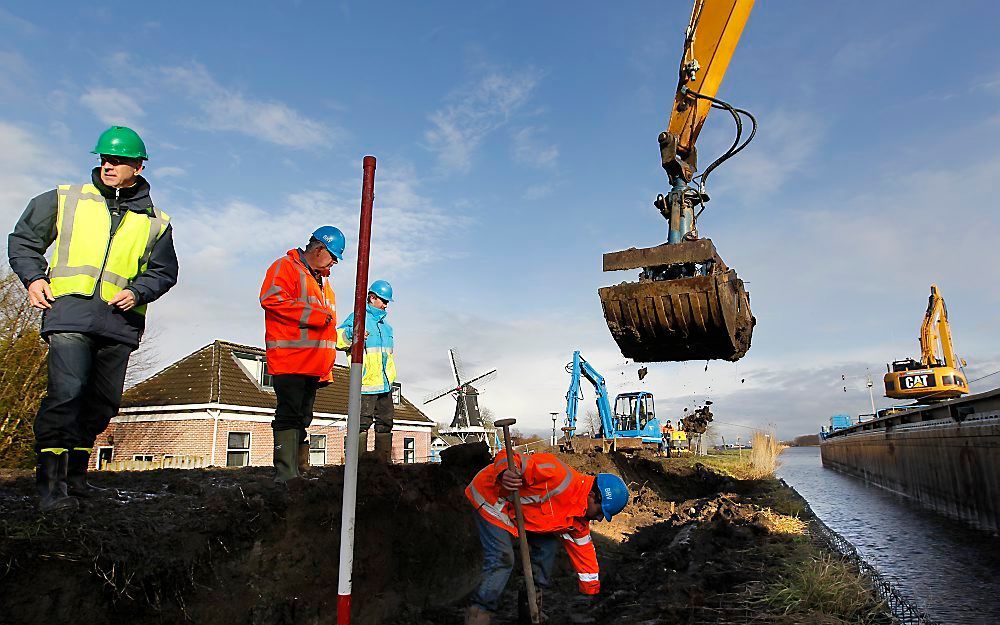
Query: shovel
494,418,540,624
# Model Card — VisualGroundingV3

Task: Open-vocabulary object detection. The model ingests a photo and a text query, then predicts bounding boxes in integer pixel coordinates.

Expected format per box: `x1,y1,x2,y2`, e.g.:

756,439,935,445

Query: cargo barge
819,387,1000,533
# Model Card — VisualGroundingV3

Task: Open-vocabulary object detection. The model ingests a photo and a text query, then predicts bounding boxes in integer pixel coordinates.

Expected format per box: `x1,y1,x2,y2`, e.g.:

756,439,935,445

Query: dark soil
0,447,873,625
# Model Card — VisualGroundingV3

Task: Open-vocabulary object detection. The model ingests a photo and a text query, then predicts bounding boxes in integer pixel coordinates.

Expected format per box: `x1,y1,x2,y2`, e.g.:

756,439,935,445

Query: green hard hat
92,126,148,160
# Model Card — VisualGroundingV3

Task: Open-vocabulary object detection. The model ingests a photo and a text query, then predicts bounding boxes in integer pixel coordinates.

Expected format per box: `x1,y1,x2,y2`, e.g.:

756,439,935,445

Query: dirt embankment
0,448,884,625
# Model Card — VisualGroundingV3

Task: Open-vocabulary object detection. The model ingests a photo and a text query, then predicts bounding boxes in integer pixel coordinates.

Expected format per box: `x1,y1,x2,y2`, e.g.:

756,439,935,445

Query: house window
403,437,415,464
261,361,273,388
133,454,154,462
227,432,251,467
310,434,327,465
391,382,401,405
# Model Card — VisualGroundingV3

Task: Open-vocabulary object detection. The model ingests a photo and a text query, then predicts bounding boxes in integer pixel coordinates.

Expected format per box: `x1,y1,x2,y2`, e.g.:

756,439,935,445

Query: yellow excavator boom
668,0,755,168
921,284,960,369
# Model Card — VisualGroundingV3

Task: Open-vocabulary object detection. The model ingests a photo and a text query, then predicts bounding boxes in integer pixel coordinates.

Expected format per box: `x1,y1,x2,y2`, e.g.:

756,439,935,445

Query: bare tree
479,406,495,429
583,409,601,437
0,268,47,468
125,327,163,388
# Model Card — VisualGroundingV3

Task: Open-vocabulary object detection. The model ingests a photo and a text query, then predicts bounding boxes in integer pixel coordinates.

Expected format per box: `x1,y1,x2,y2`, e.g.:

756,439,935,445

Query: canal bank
779,446,1000,625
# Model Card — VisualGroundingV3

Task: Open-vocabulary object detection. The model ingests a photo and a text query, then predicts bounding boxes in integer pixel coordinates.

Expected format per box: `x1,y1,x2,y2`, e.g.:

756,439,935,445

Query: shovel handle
497,419,540,624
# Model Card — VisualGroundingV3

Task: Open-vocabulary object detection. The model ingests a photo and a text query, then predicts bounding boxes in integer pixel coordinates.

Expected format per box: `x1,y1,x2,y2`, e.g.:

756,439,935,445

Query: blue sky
3,2,1000,439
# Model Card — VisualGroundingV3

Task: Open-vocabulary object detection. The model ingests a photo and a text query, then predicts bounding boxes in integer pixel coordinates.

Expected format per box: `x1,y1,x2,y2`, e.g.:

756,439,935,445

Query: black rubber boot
36,451,79,513
374,431,393,463
67,448,108,497
273,429,302,484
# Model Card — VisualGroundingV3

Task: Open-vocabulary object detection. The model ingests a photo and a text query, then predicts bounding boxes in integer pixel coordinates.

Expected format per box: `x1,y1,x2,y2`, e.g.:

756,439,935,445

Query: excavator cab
600,0,756,363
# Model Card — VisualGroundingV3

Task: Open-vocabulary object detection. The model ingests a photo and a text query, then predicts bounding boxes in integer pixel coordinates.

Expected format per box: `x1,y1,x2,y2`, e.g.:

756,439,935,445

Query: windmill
424,349,498,449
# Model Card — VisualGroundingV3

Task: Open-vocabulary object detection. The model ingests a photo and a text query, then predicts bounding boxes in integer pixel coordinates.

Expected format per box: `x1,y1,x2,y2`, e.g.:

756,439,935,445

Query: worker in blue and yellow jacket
337,280,396,461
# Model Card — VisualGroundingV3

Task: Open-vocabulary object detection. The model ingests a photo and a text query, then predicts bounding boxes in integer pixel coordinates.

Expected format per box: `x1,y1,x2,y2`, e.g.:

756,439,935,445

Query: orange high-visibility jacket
259,250,337,379
465,452,601,594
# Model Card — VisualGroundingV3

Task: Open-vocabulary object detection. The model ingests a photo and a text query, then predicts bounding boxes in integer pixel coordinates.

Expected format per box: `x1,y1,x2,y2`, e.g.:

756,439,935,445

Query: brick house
92,340,434,469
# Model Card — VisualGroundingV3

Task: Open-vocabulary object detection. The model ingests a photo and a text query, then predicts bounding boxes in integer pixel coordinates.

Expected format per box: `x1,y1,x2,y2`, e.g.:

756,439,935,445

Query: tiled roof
122,340,432,423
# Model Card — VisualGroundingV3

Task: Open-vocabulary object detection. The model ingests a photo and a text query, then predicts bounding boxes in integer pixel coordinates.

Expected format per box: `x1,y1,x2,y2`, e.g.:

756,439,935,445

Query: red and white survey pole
337,155,376,625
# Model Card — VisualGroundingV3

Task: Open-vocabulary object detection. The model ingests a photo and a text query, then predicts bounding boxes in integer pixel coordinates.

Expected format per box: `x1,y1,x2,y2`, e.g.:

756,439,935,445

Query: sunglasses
99,154,140,167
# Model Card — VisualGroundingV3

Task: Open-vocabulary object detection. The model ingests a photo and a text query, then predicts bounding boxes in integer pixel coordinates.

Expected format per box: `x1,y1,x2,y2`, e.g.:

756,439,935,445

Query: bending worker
260,226,343,484
336,280,396,462
464,451,629,624
7,126,178,512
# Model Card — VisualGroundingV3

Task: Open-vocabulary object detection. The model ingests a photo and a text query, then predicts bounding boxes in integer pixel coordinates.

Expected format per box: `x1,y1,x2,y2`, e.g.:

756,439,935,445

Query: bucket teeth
600,240,754,363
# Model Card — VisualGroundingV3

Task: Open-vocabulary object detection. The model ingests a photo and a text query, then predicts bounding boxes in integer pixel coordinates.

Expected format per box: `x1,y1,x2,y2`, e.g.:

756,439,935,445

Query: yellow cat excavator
884,284,969,402
600,0,756,363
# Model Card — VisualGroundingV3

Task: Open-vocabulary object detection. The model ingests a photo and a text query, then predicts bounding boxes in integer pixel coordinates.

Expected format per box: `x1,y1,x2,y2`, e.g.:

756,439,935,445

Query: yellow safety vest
49,184,170,316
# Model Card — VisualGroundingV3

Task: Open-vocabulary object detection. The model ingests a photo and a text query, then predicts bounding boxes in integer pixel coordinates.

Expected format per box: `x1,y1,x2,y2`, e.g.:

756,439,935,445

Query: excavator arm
921,284,961,369
599,0,757,363
663,0,755,183
564,351,616,438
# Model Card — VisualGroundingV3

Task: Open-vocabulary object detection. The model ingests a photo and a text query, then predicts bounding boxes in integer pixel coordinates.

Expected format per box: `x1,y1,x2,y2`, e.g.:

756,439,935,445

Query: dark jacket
7,168,179,347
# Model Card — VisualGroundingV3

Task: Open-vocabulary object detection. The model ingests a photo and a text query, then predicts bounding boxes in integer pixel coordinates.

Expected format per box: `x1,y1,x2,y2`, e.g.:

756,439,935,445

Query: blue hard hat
312,225,345,261
369,279,393,302
596,473,629,521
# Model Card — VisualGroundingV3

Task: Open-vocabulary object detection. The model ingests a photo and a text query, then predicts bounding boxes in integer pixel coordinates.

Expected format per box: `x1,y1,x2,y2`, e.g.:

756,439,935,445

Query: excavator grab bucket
599,239,754,363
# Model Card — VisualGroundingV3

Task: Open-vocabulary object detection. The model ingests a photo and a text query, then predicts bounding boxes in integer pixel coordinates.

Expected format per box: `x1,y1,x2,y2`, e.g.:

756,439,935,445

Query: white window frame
391,382,402,405
403,437,415,464
309,434,327,466
96,446,114,470
226,431,252,467
132,454,154,462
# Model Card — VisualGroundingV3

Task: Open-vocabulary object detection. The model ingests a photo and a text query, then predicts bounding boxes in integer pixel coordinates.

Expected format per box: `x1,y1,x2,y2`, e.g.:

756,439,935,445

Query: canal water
777,446,1000,624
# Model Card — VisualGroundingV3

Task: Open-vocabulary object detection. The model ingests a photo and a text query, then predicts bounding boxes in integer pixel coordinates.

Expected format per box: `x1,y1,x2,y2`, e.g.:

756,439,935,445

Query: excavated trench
0,447,843,625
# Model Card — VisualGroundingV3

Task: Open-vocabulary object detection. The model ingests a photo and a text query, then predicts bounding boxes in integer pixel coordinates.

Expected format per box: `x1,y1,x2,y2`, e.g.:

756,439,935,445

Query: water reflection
777,447,1000,624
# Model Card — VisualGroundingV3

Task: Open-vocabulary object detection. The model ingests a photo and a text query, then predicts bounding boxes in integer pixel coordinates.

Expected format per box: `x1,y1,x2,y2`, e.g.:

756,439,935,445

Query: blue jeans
471,513,560,613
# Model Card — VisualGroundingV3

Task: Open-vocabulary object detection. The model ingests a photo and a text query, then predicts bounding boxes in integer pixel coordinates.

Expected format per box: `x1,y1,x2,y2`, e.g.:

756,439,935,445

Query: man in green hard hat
7,126,178,512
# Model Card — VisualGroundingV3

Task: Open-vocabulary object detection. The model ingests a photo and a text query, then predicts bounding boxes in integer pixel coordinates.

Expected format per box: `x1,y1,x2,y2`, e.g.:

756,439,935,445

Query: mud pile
0,448,856,625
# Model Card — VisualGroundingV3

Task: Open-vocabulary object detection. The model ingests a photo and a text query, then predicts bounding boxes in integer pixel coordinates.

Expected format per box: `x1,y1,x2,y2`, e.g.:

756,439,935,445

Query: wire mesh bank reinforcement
779,479,940,625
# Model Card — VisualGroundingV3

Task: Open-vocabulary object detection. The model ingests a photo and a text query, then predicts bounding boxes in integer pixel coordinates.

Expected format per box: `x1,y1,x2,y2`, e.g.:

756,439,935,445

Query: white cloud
511,126,559,168
426,67,542,172
710,109,825,199
161,64,335,148
150,166,186,179
0,121,73,231
80,88,146,128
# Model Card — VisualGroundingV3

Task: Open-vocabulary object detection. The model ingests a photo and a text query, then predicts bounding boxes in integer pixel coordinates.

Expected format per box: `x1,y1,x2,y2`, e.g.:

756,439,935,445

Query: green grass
763,554,888,623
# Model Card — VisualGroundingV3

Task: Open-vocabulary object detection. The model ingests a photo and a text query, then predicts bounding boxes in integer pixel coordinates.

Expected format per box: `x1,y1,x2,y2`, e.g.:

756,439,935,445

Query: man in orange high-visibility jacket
260,226,343,484
464,452,629,624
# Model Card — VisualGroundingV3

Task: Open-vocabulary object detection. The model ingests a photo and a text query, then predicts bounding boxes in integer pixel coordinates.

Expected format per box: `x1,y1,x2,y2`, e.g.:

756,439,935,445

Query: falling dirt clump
0,447,887,625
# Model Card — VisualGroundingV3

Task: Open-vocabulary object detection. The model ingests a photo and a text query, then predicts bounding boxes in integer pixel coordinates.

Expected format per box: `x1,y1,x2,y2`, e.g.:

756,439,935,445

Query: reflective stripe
469,484,517,530
362,383,387,392
101,270,130,288
49,264,102,279
538,463,557,469
72,447,93,454
578,572,599,582
495,455,529,473
40,447,69,455
55,186,95,268
266,339,338,349
560,532,593,546
260,284,282,301
136,207,169,270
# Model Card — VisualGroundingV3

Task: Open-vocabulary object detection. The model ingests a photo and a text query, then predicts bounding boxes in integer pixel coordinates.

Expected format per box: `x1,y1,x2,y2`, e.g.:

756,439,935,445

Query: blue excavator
561,351,665,452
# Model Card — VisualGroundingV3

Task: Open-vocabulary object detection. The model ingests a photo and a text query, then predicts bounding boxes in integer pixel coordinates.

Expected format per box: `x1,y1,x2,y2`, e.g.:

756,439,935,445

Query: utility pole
550,412,559,447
